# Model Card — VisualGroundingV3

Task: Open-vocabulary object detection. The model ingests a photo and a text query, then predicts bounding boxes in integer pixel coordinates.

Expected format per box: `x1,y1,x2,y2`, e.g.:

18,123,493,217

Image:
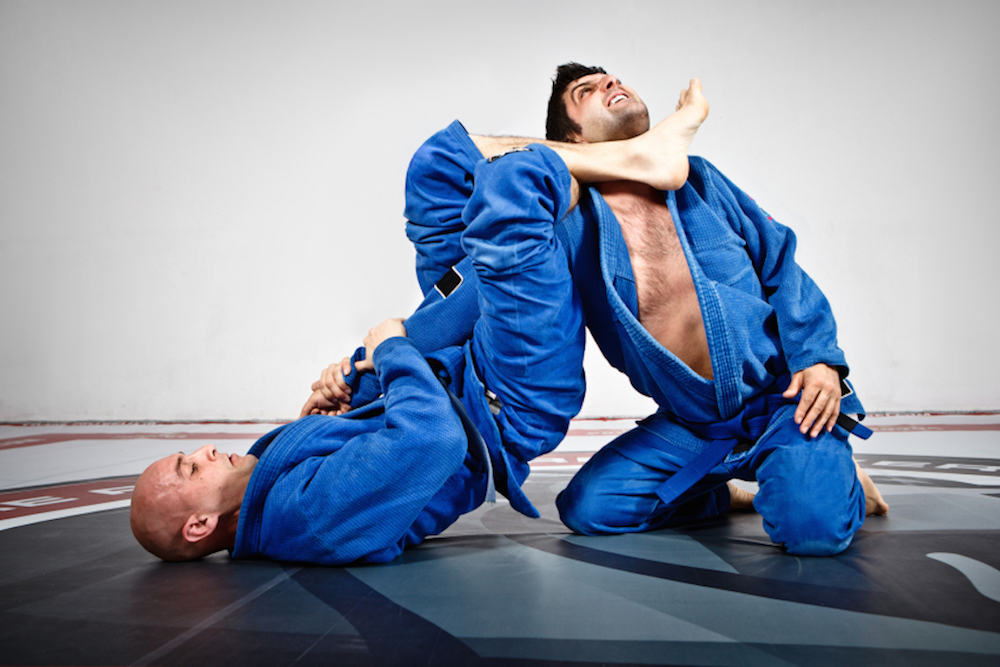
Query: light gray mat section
561,532,738,573
928,553,1000,604
348,535,1000,661
858,493,1000,532
562,530,886,591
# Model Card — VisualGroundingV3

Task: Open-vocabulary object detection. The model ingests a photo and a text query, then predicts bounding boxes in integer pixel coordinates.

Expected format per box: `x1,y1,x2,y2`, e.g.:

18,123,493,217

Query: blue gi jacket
405,121,865,457
231,337,481,564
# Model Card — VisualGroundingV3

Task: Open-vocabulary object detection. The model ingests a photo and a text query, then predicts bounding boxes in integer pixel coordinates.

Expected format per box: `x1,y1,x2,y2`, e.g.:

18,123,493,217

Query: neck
198,505,241,556
213,475,252,553
218,506,242,550
223,455,257,547
596,180,663,202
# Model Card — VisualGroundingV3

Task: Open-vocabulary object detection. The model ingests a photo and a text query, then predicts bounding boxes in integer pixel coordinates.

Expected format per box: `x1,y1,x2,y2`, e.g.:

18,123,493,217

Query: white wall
1,0,997,421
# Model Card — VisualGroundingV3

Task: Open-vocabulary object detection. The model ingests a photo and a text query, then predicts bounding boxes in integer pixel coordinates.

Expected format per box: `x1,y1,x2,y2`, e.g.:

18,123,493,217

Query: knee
556,470,660,535
755,427,864,556
556,435,670,535
763,498,859,556
556,481,608,536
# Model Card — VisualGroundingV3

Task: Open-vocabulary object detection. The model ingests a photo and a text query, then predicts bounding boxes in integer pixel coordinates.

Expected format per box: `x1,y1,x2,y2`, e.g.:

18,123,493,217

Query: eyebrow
569,77,600,101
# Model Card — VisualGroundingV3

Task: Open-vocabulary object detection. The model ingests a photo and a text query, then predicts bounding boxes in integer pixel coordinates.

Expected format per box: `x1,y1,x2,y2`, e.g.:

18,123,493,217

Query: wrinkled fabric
232,146,584,564
405,121,869,555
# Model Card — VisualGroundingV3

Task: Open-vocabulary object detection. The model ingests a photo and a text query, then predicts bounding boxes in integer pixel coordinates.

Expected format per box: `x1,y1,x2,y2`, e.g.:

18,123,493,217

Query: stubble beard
599,105,651,142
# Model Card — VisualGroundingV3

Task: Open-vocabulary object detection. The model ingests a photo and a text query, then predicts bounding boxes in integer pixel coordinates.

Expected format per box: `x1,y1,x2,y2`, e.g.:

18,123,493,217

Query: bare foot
628,78,710,191
727,481,757,512
855,459,889,516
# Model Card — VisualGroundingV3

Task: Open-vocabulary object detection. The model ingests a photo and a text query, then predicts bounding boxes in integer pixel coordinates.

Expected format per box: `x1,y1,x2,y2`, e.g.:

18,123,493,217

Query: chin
623,114,651,139
605,110,650,141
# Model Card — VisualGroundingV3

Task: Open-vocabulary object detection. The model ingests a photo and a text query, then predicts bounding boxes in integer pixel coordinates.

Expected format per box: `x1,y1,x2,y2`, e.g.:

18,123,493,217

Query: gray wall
2,0,998,421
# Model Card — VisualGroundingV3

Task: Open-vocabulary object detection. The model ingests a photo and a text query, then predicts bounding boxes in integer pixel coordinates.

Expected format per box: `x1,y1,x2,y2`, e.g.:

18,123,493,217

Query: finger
823,395,842,434
300,394,320,419
800,402,822,435
305,389,339,417
319,365,351,403
333,362,352,395
810,395,837,438
316,376,337,403
302,387,331,417
801,381,837,436
361,333,375,360
808,374,840,435
796,384,822,431
783,373,803,400
330,360,351,388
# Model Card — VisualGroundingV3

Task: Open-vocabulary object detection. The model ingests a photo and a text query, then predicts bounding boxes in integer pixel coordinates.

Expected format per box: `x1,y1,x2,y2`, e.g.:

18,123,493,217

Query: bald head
130,445,258,561
130,459,201,561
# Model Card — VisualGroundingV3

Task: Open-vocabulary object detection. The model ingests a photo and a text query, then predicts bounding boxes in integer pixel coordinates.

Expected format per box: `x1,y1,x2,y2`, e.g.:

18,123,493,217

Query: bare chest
610,198,692,313
606,194,714,379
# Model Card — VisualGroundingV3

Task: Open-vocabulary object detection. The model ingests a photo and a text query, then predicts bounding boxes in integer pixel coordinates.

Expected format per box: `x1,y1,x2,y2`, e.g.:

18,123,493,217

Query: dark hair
545,63,606,142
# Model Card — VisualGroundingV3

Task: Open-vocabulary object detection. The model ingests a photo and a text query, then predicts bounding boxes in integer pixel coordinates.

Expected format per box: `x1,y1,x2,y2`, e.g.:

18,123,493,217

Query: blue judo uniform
405,121,872,556
231,146,585,565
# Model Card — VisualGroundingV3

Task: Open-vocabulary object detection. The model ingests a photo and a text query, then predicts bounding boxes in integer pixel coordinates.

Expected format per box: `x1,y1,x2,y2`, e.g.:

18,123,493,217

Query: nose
602,74,620,90
192,444,217,461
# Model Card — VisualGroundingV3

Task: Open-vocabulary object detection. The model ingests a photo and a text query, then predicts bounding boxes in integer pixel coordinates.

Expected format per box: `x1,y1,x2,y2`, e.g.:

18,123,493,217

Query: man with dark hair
129,90,711,564
545,63,607,141
403,65,887,557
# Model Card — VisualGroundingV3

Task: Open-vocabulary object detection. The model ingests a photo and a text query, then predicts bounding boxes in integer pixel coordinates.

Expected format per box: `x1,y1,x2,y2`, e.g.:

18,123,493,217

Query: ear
182,513,219,544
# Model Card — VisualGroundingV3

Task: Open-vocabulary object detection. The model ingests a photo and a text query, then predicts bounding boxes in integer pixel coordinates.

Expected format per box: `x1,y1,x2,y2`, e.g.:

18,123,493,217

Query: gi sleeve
694,157,849,377
404,120,483,295
256,336,468,565
345,253,483,410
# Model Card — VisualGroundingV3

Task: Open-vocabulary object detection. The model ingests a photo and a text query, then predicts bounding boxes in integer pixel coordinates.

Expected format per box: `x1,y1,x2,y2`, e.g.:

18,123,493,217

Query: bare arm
470,79,709,199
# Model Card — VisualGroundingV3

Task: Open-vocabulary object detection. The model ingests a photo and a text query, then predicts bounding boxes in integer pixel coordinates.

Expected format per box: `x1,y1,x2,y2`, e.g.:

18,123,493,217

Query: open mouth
609,93,628,106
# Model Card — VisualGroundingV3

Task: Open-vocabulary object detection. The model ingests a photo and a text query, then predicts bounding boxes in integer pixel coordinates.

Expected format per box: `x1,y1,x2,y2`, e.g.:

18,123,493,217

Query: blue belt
653,394,871,507
441,382,497,504
427,360,496,505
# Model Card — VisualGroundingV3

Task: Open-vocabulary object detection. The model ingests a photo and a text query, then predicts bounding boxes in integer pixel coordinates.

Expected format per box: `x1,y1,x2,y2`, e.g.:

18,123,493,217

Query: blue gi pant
557,407,867,556
460,145,586,507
